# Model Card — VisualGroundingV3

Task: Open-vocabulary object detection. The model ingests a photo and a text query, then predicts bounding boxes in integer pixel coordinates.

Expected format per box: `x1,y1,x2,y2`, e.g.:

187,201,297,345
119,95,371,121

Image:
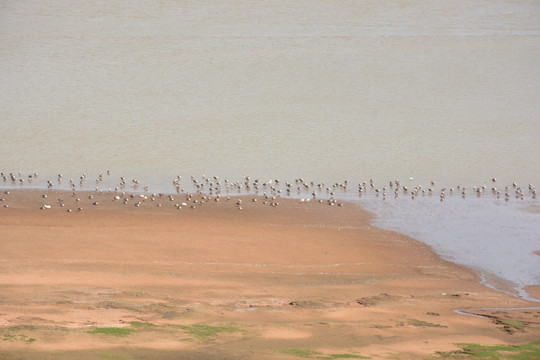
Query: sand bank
0,189,539,359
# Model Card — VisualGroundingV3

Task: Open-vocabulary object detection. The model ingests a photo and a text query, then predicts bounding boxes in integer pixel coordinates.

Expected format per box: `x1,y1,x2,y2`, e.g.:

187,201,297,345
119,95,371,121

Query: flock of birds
0,170,537,212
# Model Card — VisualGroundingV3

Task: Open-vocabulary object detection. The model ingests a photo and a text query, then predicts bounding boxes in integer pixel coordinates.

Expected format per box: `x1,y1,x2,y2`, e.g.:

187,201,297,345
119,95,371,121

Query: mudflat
0,189,539,359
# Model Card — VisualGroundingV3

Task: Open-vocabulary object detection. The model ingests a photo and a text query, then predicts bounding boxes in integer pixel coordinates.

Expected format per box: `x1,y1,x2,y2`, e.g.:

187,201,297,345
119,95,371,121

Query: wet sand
0,189,539,359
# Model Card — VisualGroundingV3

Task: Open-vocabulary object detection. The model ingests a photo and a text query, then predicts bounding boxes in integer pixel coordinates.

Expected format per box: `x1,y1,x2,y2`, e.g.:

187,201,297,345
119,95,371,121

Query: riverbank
0,189,539,359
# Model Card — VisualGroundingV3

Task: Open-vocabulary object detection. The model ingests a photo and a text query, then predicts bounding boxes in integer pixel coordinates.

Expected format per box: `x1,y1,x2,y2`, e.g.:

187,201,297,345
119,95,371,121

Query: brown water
2,0,539,186
1,0,539,297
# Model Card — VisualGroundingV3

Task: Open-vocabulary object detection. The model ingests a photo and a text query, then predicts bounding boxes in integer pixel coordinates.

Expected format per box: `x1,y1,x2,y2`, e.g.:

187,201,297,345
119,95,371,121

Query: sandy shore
0,189,539,359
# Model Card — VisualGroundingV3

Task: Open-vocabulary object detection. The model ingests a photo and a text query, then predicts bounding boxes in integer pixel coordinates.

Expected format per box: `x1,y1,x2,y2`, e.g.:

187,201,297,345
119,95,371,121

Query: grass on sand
432,340,540,359
87,322,246,342
172,324,246,340
405,319,447,328
87,327,135,337
278,348,369,359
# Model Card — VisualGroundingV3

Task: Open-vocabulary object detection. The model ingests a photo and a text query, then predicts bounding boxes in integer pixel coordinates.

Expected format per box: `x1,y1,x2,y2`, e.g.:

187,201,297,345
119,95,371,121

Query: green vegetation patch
2,334,16,341
6,325,38,332
173,324,246,340
494,318,529,334
22,335,36,343
279,348,323,358
87,327,134,337
278,349,369,359
433,340,540,359
322,354,370,359
2,333,36,343
406,319,447,328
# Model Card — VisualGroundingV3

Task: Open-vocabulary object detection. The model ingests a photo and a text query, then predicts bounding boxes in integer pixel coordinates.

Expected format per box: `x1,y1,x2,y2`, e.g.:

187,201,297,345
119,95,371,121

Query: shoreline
1,188,540,358
2,187,539,296
2,186,539,299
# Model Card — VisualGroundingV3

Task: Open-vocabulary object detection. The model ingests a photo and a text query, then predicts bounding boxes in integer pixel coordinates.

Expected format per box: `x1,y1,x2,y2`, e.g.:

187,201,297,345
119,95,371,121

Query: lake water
1,1,539,299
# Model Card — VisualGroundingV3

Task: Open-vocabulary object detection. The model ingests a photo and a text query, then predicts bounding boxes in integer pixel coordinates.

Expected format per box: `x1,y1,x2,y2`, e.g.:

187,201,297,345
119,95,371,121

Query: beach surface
1,189,539,359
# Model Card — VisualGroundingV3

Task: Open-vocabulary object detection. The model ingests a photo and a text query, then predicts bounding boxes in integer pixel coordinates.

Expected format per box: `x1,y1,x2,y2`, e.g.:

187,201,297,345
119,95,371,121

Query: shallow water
359,193,540,300
1,1,539,298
